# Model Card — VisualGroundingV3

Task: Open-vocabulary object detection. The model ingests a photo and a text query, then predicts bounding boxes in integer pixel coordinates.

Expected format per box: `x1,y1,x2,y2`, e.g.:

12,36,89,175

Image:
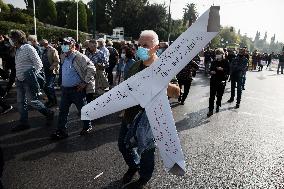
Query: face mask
121,53,126,59
61,45,70,53
136,47,150,61
9,38,15,46
27,41,32,45
216,54,223,60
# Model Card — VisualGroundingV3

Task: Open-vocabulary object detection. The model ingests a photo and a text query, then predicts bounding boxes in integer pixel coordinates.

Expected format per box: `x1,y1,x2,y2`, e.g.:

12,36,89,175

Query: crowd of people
0,29,284,188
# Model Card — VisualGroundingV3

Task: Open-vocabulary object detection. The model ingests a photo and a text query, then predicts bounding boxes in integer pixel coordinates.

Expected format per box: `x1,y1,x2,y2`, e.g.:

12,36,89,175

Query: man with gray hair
50,37,96,140
27,35,41,56
119,30,180,189
9,30,54,132
40,39,60,107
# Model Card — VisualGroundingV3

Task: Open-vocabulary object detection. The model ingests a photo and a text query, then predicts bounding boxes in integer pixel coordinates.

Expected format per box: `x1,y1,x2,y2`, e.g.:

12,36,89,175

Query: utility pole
76,0,79,42
167,0,172,43
93,0,96,39
33,0,37,37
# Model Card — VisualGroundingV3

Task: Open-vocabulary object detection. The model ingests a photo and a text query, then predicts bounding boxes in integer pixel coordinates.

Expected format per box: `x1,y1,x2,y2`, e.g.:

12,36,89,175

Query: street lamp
33,0,37,37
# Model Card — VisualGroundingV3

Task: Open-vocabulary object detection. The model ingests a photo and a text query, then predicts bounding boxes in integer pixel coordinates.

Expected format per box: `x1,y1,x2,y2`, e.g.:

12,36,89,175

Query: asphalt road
1,69,284,189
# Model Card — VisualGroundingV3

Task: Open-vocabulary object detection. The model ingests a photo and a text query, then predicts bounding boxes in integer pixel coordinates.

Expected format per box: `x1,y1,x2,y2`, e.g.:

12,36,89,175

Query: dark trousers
209,80,226,111
106,66,115,86
0,85,9,110
230,73,243,104
242,72,246,89
178,79,192,103
57,87,91,131
118,121,155,182
43,74,57,103
277,62,284,74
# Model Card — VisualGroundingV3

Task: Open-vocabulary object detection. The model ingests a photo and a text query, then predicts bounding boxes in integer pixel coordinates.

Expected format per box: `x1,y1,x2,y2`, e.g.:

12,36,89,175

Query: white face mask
121,53,126,59
9,38,15,46
216,54,223,60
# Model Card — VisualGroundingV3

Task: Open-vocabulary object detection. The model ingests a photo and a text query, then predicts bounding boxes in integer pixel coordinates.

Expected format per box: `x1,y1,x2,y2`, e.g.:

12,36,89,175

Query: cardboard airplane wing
81,6,220,176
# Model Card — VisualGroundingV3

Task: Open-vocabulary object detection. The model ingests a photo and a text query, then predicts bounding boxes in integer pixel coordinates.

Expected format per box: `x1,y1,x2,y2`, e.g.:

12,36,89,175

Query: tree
111,0,147,38
182,3,198,27
0,0,10,12
88,0,113,34
38,0,57,25
56,1,73,27
138,3,168,41
66,1,88,32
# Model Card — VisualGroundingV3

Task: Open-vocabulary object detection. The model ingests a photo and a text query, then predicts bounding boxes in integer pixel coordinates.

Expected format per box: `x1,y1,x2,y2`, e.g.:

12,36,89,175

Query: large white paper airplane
81,6,220,176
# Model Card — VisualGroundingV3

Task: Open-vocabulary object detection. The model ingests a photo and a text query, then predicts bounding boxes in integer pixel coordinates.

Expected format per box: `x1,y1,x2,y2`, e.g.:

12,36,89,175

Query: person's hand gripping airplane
81,6,220,176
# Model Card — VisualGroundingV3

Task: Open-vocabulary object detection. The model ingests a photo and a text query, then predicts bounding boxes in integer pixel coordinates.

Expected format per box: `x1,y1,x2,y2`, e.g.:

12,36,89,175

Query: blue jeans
118,120,155,182
44,74,57,102
16,80,52,124
57,87,91,131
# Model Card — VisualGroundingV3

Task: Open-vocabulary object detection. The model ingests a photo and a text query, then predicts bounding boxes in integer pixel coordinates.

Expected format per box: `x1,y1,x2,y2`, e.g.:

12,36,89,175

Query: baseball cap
63,37,76,44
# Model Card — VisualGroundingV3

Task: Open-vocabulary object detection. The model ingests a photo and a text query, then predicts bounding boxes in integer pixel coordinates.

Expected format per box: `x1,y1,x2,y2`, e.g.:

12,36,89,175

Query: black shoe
216,106,219,113
180,101,185,105
122,178,148,189
121,168,138,186
227,98,234,103
79,127,93,136
50,129,68,140
242,87,245,90
207,111,213,117
235,104,240,109
11,123,30,132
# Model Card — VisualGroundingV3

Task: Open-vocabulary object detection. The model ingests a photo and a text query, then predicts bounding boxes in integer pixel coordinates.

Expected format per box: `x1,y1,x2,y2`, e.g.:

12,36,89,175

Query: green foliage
0,21,88,42
55,1,73,27
66,1,88,32
0,0,10,12
0,11,33,24
112,0,147,38
138,3,168,41
38,0,57,25
88,0,113,34
183,3,198,27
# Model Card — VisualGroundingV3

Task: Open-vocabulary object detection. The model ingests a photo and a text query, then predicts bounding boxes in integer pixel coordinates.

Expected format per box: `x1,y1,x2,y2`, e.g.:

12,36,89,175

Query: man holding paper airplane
81,6,220,188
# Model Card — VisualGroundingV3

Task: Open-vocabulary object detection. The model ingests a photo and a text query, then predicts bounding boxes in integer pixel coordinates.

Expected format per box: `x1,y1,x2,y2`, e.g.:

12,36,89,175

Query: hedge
0,21,91,43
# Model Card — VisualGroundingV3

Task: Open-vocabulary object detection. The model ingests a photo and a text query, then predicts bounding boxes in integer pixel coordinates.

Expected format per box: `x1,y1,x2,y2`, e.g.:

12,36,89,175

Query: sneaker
122,178,148,189
11,123,30,132
121,168,138,186
235,104,240,109
79,127,93,136
50,129,68,140
227,98,234,103
207,111,213,117
1,106,13,115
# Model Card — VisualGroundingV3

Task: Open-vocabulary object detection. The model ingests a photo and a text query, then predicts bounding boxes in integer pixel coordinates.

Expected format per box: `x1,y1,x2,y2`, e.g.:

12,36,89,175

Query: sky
4,0,284,43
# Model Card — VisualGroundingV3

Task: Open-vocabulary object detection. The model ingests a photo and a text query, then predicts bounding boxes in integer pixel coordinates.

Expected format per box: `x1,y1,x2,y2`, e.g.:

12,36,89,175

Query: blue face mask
136,47,150,61
61,45,70,53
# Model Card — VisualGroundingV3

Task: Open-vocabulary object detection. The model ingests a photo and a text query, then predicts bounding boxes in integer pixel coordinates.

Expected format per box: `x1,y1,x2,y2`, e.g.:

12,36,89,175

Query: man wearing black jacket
227,48,248,108
207,48,230,117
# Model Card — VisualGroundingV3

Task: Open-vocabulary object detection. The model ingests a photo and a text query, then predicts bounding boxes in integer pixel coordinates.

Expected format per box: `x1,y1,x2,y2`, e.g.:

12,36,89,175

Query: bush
0,21,90,42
